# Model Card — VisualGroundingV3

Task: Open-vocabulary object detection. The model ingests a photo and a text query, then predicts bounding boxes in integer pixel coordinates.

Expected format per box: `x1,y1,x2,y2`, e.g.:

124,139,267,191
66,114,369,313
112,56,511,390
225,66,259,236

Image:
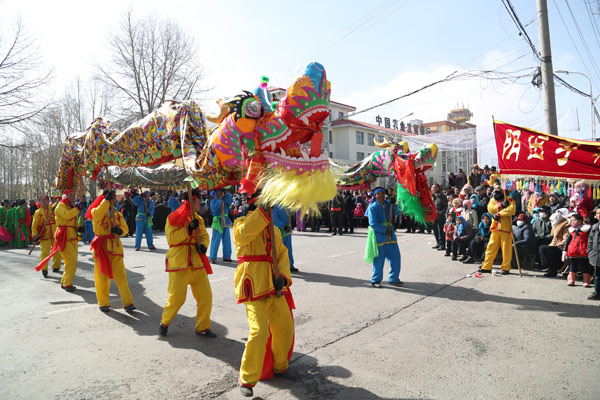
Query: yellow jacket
91,199,128,256
165,212,210,272
32,207,57,241
233,208,291,304
527,193,549,214
54,201,81,241
488,172,501,184
487,197,516,233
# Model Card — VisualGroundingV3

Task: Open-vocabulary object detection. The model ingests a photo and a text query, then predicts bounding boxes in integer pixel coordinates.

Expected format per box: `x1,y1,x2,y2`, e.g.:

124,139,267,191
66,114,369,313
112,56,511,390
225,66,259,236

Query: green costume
5,207,15,246
12,206,28,248
0,205,7,246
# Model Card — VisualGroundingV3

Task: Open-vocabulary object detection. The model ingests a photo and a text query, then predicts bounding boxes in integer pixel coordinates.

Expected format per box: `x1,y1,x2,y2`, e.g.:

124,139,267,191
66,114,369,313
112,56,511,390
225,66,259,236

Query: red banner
494,120,600,181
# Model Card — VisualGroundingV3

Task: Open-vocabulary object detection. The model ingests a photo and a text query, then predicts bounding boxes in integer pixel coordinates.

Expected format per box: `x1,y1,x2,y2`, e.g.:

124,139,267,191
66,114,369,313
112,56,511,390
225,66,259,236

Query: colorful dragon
335,138,439,224
54,62,336,213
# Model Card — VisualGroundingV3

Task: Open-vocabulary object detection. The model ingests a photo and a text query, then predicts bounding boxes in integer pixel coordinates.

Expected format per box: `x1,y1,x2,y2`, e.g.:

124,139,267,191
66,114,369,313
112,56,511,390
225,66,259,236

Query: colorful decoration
54,62,337,214
493,120,600,181
336,138,439,224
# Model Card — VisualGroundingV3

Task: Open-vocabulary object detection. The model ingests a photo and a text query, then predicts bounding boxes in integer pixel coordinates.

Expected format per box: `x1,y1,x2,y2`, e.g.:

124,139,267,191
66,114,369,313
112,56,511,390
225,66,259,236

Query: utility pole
537,0,559,136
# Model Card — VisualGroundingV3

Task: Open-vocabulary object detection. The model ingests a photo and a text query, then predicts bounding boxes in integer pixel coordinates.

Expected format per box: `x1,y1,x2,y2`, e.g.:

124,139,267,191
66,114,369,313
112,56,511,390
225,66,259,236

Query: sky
1,0,599,166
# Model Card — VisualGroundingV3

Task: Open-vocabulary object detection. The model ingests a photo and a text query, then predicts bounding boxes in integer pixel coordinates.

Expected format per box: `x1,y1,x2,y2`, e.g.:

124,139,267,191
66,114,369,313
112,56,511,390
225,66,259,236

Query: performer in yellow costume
159,189,215,337
479,186,516,274
89,190,135,312
32,195,61,277
233,194,294,398
35,189,83,292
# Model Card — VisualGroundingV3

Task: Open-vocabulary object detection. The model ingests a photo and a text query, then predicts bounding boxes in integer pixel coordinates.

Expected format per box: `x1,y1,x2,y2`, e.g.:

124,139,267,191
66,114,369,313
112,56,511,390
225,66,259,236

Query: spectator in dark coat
586,208,600,299
455,169,467,189
548,193,563,214
451,215,474,261
532,205,552,246
462,213,492,263
512,213,536,268
431,184,448,250
448,173,456,188
343,191,356,234
468,165,482,188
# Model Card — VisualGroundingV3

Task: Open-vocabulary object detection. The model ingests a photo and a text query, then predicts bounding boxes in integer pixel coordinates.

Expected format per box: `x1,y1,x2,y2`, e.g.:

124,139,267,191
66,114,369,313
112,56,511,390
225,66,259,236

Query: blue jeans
372,243,401,283
82,220,94,242
282,234,294,268
135,218,154,248
210,227,231,260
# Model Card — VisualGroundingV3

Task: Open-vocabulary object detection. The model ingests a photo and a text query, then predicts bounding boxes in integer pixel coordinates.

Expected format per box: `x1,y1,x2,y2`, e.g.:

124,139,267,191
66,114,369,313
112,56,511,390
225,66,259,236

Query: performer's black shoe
477,268,491,273
149,246,156,250
99,306,111,313
124,304,136,313
500,270,510,275
588,292,600,300
371,282,382,288
210,258,216,263
159,323,168,336
42,270,48,278
196,329,217,338
462,257,475,264
388,281,404,287
52,269,62,274
223,258,233,262
290,267,299,272
239,385,253,397
134,248,140,251
62,285,76,292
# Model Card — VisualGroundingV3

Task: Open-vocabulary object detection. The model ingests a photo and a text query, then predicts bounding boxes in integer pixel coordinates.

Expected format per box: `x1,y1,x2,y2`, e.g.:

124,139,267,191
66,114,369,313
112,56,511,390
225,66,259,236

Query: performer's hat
63,189,75,195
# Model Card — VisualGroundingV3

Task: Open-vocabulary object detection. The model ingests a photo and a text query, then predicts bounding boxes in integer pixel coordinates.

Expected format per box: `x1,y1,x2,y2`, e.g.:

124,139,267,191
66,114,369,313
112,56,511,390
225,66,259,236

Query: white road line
328,250,357,258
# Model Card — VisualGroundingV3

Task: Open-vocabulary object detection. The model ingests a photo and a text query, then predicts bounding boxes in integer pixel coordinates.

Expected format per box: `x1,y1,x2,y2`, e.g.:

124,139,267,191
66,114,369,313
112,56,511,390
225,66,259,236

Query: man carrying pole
233,191,294,397
89,190,136,313
31,195,61,277
35,189,84,292
132,190,156,251
159,188,215,337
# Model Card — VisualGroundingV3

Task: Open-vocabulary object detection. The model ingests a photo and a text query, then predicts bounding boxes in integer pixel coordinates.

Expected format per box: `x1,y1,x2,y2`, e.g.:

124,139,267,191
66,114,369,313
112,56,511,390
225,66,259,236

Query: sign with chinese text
494,120,600,180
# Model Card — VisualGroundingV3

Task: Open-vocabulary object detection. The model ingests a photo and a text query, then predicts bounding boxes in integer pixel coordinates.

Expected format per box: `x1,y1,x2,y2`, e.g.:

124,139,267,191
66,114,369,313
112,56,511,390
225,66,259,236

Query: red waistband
171,241,193,247
237,255,273,263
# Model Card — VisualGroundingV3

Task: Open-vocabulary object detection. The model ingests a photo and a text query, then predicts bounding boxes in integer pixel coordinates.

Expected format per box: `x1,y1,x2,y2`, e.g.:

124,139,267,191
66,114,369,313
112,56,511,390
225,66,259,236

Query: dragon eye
244,100,263,119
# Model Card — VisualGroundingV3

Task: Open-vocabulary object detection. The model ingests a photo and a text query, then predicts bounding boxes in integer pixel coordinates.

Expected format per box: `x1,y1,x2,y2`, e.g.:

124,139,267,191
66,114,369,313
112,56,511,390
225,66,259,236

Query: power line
563,0,600,86
584,0,600,50
500,0,541,61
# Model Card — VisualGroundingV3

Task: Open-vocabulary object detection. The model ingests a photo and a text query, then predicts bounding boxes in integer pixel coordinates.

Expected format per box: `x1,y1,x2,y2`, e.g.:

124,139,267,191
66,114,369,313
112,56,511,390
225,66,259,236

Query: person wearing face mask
548,193,563,214
478,187,516,275
539,209,570,277
533,205,553,246
512,213,535,269
586,208,600,299
563,213,592,287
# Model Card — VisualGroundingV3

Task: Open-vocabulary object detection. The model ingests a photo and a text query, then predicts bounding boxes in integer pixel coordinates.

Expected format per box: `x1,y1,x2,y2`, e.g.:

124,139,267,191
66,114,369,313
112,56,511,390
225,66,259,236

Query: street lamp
555,70,595,140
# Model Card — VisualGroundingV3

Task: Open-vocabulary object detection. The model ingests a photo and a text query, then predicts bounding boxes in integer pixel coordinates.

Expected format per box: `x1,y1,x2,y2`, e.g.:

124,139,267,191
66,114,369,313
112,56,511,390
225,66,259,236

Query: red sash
34,226,68,271
170,242,213,274
90,235,114,279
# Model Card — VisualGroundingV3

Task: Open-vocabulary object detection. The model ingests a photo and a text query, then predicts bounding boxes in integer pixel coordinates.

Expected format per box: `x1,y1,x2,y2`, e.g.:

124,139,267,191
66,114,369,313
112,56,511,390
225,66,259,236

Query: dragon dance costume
233,207,294,391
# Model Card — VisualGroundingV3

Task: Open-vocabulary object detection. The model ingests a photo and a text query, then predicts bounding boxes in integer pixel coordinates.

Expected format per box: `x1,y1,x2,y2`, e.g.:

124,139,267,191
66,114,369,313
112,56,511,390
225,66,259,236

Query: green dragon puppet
54,62,336,213
335,137,439,224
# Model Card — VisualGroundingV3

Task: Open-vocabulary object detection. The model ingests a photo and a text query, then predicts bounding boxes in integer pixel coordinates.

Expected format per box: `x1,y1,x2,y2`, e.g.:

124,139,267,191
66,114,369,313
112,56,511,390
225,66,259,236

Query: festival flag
493,120,600,181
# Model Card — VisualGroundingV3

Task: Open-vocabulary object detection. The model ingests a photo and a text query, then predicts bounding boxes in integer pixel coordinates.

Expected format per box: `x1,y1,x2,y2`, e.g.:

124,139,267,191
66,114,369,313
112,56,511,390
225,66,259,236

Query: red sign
493,120,600,180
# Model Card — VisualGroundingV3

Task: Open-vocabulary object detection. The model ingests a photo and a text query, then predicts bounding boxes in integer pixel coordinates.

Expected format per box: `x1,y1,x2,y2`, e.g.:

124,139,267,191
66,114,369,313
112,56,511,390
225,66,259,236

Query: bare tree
0,17,53,127
95,9,209,120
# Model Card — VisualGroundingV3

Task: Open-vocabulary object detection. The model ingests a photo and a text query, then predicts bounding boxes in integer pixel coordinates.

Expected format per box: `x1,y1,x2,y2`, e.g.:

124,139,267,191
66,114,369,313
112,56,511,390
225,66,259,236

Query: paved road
1,227,598,399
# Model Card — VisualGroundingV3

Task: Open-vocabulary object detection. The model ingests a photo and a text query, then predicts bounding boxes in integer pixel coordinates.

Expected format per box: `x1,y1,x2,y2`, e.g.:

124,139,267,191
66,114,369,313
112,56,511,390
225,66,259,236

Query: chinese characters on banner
494,120,600,180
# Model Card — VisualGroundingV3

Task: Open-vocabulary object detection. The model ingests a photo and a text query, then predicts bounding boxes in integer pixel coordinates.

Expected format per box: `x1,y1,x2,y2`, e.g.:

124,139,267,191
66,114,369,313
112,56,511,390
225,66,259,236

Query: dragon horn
374,137,391,148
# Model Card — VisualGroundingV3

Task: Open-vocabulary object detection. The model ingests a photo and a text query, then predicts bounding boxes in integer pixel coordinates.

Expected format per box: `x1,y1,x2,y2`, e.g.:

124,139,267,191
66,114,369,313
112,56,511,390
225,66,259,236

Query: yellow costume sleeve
234,208,270,247
193,212,210,247
91,200,111,236
498,198,516,217
165,218,188,246
116,210,129,237
32,210,42,237
487,199,499,215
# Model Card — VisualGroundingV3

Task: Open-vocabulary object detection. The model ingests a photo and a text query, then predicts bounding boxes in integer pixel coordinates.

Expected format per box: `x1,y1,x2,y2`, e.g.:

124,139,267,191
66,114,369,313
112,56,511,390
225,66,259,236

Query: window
328,109,332,121
328,130,333,144
355,131,364,145
356,152,365,160
329,152,334,158
377,135,384,142
367,133,375,146
338,111,344,119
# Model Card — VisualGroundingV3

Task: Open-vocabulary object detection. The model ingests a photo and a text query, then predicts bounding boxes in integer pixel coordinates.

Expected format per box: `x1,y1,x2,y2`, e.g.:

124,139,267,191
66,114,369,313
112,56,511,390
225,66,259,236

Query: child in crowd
452,215,474,261
463,213,492,264
562,213,592,287
443,212,456,257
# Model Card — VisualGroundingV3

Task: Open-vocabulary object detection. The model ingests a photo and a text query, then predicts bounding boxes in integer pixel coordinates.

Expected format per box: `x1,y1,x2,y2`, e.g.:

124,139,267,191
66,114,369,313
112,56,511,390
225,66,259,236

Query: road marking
328,250,357,258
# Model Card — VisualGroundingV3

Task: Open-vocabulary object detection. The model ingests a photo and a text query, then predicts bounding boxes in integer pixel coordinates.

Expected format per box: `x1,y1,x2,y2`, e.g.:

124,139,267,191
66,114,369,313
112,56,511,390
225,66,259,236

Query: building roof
330,119,417,136
422,120,476,129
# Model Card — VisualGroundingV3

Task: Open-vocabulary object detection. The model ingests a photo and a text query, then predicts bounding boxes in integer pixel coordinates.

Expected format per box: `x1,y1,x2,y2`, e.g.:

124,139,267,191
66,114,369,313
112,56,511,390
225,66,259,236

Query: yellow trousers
60,241,79,287
240,295,294,387
93,255,133,308
39,239,61,271
161,268,212,332
481,230,513,271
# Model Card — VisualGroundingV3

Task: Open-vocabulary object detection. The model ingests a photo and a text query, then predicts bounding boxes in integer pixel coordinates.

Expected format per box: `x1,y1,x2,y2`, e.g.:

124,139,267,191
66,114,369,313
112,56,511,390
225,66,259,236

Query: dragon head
210,62,336,213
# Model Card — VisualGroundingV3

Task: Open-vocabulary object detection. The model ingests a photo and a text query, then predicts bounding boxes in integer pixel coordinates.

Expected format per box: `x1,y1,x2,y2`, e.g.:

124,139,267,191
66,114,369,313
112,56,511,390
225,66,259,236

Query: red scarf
90,235,113,278
34,226,68,271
